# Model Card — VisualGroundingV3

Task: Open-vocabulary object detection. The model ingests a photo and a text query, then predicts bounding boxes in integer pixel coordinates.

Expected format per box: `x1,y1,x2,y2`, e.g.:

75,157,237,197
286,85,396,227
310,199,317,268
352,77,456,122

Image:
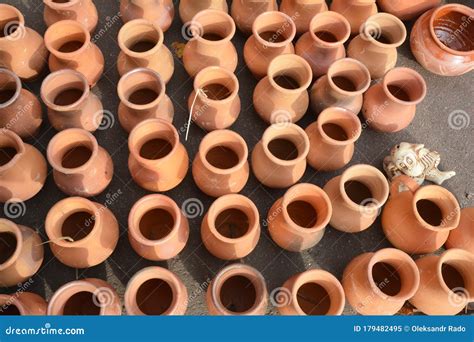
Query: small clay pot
192,130,249,197
179,0,228,24
207,263,268,315
47,278,121,315
47,128,113,197
128,194,189,261
0,292,47,315
231,0,278,36
128,119,189,192
45,197,119,268
278,269,344,315
118,68,174,133
330,0,377,35
323,164,389,233
446,207,474,254
43,0,98,33
120,0,174,32
378,0,441,21
44,20,104,86
0,68,42,138
125,266,188,315
0,219,44,288
343,248,420,315
280,0,328,35
268,183,331,252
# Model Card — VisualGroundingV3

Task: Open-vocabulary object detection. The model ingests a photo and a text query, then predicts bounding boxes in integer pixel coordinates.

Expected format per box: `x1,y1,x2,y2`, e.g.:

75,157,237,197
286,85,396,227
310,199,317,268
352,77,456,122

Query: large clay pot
43,0,98,33
378,0,441,21
446,207,474,254
231,0,278,36
0,292,47,315
120,0,174,32
330,0,377,35
280,0,328,35
179,0,228,24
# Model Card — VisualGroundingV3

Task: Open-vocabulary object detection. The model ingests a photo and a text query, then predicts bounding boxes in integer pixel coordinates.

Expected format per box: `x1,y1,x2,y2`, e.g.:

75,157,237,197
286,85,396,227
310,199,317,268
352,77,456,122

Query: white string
186,88,207,141
37,236,74,246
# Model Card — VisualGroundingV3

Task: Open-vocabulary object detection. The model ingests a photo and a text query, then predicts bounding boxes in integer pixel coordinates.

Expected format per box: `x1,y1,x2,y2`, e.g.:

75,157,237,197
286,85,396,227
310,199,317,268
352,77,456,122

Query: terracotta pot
378,0,441,21
0,129,47,202
47,128,113,197
0,68,42,138
44,20,104,86
0,4,48,81
192,130,249,197
128,194,189,261
43,0,98,33
343,248,420,315
410,4,474,76
446,207,474,254
268,183,331,252
128,119,189,192
0,292,47,315
179,0,228,24
409,249,474,315
45,197,119,268
323,164,389,233
280,0,328,35
120,0,174,32
278,269,344,315
188,66,240,131
231,0,278,36
125,266,188,315
348,13,407,79
310,58,371,114
330,0,377,35
207,263,268,315
47,278,121,315
0,219,43,288
118,68,174,133
382,175,460,254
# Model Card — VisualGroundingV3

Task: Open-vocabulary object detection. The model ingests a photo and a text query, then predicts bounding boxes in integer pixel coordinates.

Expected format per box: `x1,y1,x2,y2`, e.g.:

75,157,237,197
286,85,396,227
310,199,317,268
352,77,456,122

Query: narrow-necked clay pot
410,4,474,76
446,207,474,254
0,68,42,138
44,20,104,86
128,119,189,192
183,10,237,77
47,128,113,197
268,183,331,252
330,0,377,35
128,194,189,261
188,66,240,131
207,263,268,315
193,130,249,197
43,0,98,33
280,0,328,35
120,0,174,32
310,58,371,114
343,248,420,315
382,175,460,254
348,13,407,79
0,219,43,288
0,292,47,315
378,0,441,21
118,68,174,133
125,266,188,315
47,278,121,315
410,249,474,315
231,0,278,36
179,0,228,24
0,129,47,202
45,197,119,268
323,164,389,233
278,269,345,315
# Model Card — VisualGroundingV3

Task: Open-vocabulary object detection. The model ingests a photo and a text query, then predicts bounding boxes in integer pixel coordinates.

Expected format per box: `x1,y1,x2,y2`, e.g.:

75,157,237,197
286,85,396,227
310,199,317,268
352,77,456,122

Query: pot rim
0,129,25,173
361,12,407,48
436,248,474,300
44,19,91,58
316,107,362,146
309,11,351,48
0,293,28,315
118,19,165,59
0,219,22,272
0,4,25,42
0,68,21,108
190,9,236,45
327,58,371,97
252,11,296,49
267,54,312,94
193,66,240,105
382,67,427,106
43,0,81,9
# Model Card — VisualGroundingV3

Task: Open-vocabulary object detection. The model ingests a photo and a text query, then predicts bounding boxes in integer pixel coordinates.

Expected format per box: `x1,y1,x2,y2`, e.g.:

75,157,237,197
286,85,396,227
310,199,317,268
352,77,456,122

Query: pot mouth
189,9,235,44
316,107,361,146
262,123,310,166
382,67,427,105
253,11,296,48
0,4,25,41
436,249,474,302
327,58,371,96
0,129,25,172
268,54,312,93
0,294,26,315
309,11,350,47
41,69,90,111
44,20,91,58
118,19,164,58
193,66,239,104
43,0,81,9
0,68,21,108
360,13,407,48
118,68,165,110
0,219,22,273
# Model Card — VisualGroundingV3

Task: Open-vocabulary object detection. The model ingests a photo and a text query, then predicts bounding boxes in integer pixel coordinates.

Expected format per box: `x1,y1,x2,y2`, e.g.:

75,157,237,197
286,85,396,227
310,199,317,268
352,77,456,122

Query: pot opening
57,37,86,53
139,208,174,241
0,146,17,167
441,263,466,293
136,278,173,315
322,123,349,141
139,138,173,160
0,71,18,105
314,30,338,43
364,15,406,46
297,282,331,315
273,74,301,90
0,303,20,315
387,84,411,102
128,88,159,105
311,13,349,44
344,180,375,206
201,83,232,100
0,232,17,264
259,30,288,43
385,70,426,104
61,145,93,169
62,291,101,315
0,88,16,105
267,138,299,161
433,10,474,52
255,13,294,45
220,275,256,313
215,208,249,239
47,21,88,55
206,146,240,169
372,262,402,296
61,211,95,242
124,24,160,53
52,0,72,3
54,88,84,106
287,200,318,228
331,75,357,92
0,7,21,38
416,199,443,226
195,12,234,42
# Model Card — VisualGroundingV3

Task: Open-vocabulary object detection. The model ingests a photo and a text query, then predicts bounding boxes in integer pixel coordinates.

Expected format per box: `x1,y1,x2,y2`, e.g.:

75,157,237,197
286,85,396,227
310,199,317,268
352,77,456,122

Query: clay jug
330,0,377,35
179,0,228,24
231,0,278,35
0,292,47,315
120,0,174,32
378,0,441,21
43,0,98,33
280,0,328,34
446,207,474,254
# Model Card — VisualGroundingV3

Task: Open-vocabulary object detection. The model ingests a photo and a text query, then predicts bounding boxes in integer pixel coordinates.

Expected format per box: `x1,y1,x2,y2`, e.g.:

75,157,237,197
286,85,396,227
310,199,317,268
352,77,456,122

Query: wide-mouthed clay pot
378,0,441,21
231,0,278,36
43,0,98,33
125,266,188,315
120,0,174,32
330,0,377,35
280,0,328,35
446,207,474,254
179,0,228,24
0,292,47,315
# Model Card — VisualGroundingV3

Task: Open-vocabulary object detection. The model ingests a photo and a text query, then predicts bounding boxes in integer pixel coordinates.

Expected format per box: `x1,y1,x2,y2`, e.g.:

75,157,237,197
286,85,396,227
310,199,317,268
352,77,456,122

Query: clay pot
330,0,377,35
0,292,47,315
0,68,42,138
409,249,474,315
280,0,328,35
120,0,174,32
0,4,48,81
0,219,43,288
323,164,389,233
231,0,278,36
446,207,474,254
188,66,240,131
0,129,47,202
268,183,331,252
343,248,420,315
128,194,189,261
378,0,441,21
43,0,98,33
118,68,174,133
207,263,268,315
192,130,249,197
179,0,228,24
125,266,188,315
44,20,104,86
47,278,121,315
128,119,189,192
382,175,460,254
45,197,119,268
410,4,474,76
47,128,113,197
348,13,407,79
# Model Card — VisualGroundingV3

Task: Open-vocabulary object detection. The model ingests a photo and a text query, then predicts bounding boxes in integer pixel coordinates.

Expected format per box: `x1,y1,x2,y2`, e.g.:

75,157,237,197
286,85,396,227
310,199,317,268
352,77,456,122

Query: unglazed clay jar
378,0,441,21
47,128,113,197
411,4,474,76
268,183,331,252
193,130,249,197
118,68,174,133
120,0,174,32
128,194,189,261
280,0,328,35
0,219,43,288
330,0,377,35
179,0,228,24
45,197,119,268
128,119,189,192
125,266,188,315
251,123,310,189
446,207,474,254
0,292,47,315
343,248,420,315
43,0,98,33
207,264,268,315
231,0,278,36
